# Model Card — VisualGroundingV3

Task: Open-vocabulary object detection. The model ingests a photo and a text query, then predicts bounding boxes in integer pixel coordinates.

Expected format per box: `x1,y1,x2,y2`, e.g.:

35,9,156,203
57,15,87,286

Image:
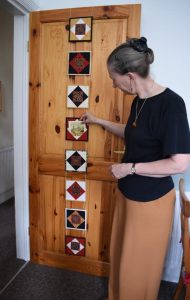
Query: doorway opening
0,0,38,293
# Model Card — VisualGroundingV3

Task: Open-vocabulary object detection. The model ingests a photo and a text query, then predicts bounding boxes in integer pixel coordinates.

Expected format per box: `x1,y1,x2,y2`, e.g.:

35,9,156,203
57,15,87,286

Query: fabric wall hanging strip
67,85,89,108
68,51,91,75
65,235,86,256
65,180,86,201
65,150,87,172
66,117,89,141
65,208,87,230
69,17,93,42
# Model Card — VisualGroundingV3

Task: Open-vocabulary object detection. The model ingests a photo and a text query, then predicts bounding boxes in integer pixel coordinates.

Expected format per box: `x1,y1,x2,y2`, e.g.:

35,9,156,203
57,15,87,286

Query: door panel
89,19,126,159
29,4,141,276
40,19,126,158
39,175,115,260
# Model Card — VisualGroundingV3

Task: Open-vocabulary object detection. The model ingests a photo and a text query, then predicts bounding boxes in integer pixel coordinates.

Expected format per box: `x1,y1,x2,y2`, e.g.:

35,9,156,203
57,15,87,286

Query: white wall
38,0,190,190
0,7,14,148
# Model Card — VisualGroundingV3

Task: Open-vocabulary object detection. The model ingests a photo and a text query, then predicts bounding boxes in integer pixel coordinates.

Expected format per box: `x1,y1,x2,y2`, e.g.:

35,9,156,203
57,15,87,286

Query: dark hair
107,37,154,78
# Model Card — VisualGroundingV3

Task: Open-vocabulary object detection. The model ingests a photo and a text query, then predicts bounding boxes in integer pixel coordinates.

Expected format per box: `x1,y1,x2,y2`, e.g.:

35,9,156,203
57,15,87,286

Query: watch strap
131,163,136,175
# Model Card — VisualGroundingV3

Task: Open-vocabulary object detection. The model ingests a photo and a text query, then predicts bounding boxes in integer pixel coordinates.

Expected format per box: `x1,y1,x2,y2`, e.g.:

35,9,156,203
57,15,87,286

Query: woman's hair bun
107,36,154,77
140,37,147,44
129,37,148,53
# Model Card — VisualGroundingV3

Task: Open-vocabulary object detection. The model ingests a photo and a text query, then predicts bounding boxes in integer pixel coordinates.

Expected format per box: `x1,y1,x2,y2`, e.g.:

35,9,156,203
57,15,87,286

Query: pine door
29,4,141,276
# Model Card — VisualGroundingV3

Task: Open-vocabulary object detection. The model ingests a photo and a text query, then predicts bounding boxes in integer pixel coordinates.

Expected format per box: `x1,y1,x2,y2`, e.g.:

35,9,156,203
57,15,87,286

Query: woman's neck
136,77,165,99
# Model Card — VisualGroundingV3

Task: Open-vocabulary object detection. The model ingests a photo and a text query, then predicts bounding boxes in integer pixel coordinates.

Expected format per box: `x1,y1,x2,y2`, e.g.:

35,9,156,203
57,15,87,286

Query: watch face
131,164,136,174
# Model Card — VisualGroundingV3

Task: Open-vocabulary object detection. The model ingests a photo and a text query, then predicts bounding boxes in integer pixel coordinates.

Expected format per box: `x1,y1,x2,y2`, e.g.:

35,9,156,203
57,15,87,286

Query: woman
80,37,190,300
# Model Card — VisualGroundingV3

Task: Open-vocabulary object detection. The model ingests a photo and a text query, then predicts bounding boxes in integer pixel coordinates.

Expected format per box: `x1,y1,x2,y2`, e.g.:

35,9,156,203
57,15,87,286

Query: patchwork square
66,180,86,201
66,118,88,141
68,52,91,75
67,85,89,108
69,17,92,42
75,24,86,35
65,236,86,256
65,208,87,230
65,150,87,172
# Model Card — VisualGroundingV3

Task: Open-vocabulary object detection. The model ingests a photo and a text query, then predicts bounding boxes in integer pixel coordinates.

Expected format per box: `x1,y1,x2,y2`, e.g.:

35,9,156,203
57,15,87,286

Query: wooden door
29,5,141,276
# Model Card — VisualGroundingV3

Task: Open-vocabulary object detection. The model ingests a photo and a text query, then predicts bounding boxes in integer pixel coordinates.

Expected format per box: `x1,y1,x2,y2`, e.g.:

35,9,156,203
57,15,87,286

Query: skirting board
0,188,14,204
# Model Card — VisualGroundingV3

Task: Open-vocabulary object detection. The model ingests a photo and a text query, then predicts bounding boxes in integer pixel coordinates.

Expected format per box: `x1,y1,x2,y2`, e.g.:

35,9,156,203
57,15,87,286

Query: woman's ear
127,72,136,80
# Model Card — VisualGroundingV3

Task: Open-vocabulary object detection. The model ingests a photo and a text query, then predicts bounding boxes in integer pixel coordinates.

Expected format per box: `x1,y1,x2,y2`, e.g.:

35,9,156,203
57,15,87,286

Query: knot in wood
95,95,99,103
32,29,37,36
55,125,61,134
36,82,41,88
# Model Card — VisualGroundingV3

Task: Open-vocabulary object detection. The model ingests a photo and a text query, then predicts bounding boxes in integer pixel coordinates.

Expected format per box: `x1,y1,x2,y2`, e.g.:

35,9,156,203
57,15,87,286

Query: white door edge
12,0,39,261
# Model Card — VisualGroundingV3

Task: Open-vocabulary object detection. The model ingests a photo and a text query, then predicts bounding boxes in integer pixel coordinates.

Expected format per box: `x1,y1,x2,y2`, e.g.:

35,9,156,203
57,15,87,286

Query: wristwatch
131,163,136,175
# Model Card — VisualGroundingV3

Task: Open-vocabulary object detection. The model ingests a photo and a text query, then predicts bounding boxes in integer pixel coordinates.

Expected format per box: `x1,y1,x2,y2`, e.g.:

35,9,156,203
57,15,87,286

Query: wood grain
29,11,42,261
39,250,109,276
38,154,117,182
173,178,190,299
40,4,141,23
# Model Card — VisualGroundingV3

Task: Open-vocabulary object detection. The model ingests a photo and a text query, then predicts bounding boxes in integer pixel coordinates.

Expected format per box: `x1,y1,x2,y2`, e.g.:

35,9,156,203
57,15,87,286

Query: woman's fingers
110,163,130,179
80,113,88,123
80,112,96,124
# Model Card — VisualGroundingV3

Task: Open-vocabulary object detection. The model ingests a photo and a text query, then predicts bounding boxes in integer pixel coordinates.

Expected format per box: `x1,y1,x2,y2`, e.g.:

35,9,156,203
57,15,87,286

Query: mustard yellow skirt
108,188,176,300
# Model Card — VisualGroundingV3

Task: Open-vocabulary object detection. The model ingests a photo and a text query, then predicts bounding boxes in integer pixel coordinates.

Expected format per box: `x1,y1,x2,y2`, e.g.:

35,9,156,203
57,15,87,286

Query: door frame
6,0,39,260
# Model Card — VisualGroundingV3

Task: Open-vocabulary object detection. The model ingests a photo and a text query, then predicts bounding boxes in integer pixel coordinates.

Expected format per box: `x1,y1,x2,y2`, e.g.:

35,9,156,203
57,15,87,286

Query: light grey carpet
0,198,25,290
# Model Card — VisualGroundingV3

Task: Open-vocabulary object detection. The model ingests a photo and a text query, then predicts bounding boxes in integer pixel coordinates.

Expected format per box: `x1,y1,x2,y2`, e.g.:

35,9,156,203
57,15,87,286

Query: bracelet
131,163,136,175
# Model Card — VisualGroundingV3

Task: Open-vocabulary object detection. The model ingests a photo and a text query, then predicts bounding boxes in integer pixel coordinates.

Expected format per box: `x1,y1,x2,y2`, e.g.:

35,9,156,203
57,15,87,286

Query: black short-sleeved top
118,88,190,201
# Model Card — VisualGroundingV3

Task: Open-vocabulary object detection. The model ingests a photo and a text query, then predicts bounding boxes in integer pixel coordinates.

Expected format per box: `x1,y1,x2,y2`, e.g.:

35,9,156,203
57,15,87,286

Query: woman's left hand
110,163,131,179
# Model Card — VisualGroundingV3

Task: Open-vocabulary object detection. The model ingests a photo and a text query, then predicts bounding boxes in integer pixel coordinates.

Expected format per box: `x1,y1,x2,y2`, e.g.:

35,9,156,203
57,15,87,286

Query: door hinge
27,41,29,52
28,226,30,236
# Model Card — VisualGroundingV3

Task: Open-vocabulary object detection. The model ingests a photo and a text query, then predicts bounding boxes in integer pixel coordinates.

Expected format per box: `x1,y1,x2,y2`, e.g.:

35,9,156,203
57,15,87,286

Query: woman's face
108,67,134,95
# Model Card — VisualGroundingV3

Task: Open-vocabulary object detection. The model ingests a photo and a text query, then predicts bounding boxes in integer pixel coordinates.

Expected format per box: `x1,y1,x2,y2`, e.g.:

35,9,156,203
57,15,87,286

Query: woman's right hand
80,112,125,138
80,112,98,124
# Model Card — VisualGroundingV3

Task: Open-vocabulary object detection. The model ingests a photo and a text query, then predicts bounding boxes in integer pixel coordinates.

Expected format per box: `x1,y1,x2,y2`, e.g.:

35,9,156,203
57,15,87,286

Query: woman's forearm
111,154,190,179
80,112,125,138
96,118,125,138
135,154,190,177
